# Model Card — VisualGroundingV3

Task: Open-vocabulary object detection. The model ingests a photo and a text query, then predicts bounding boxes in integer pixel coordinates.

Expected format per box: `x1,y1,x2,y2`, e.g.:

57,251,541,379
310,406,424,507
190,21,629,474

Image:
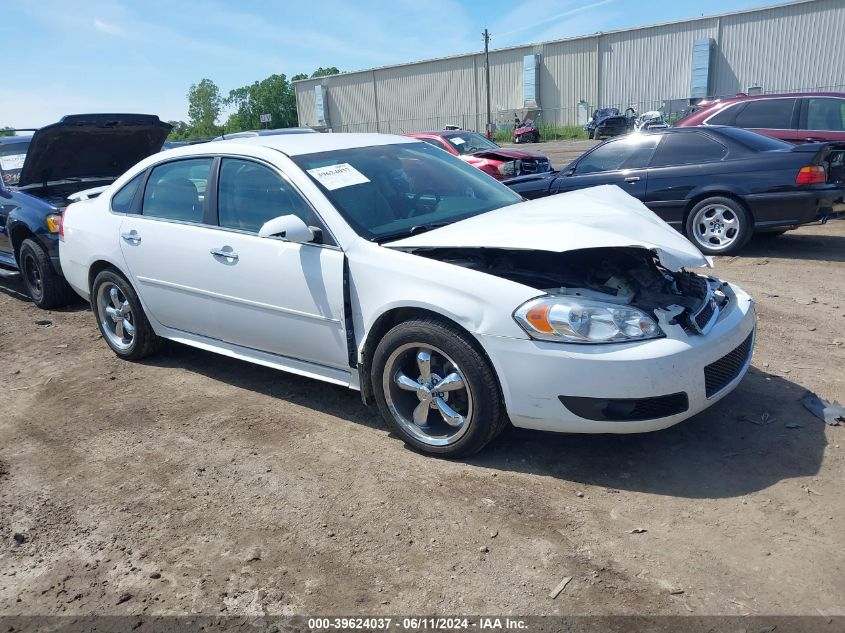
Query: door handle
624,176,640,183
120,231,141,244
210,247,238,261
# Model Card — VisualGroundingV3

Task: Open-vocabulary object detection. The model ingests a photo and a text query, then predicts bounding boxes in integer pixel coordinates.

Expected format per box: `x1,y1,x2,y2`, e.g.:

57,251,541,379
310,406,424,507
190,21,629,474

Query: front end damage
413,246,727,337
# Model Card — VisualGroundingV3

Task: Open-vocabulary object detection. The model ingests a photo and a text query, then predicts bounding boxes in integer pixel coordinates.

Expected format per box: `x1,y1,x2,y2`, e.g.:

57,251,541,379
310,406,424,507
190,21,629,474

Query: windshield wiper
374,222,452,244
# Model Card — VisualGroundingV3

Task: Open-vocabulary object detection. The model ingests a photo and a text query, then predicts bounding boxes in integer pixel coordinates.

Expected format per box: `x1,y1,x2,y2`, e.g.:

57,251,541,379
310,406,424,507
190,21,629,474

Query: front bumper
479,282,756,433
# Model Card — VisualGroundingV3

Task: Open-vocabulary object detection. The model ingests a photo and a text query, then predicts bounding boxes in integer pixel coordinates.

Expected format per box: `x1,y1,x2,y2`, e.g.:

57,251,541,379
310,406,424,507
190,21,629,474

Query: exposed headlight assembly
497,160,521,177
513,296,662,344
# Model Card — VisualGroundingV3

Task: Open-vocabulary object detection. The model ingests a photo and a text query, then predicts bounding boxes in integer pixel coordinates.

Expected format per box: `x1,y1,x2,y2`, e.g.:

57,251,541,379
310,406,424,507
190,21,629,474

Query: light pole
483,28,492,139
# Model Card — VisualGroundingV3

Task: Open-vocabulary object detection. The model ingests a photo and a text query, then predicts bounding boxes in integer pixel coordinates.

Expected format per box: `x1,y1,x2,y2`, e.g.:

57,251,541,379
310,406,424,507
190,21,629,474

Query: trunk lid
17,114,171,190
386,185,710,271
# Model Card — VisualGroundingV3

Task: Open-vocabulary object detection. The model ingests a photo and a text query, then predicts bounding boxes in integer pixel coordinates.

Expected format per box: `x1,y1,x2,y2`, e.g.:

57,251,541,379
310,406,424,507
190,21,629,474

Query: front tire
685,196,753,255
92,269,161,360
371,318,506,457
19,238,74,309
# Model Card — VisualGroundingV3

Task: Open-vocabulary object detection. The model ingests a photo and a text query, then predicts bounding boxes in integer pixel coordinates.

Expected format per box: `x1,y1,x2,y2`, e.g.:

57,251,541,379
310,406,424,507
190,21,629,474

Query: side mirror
257,214,314,243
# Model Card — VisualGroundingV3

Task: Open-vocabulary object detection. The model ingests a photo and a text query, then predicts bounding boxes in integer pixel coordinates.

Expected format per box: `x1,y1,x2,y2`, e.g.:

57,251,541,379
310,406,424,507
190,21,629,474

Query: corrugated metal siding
541,37,598,124
293,1,842,133
600,18,719,109
714,0,845,95
374,56,477,134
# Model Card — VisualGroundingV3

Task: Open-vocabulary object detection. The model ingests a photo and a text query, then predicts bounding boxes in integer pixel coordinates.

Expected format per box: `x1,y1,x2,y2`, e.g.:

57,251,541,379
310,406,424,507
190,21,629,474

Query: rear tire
371,318,506,458
685,196,753,255
19,238,75,309
91,269,161,360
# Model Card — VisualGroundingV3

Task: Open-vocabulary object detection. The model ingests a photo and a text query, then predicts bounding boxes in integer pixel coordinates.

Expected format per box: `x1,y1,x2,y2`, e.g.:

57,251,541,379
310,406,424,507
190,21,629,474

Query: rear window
0,140,30,187
734,98,798,129
716,127,793,151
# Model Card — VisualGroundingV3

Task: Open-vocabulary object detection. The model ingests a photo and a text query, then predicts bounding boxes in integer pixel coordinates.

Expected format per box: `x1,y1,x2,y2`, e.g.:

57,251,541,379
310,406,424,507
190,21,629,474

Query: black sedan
506,126,845,254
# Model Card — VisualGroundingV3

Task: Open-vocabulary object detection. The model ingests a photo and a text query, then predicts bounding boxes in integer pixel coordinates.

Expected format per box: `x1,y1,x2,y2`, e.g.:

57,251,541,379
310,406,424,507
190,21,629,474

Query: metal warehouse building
295,0,845,134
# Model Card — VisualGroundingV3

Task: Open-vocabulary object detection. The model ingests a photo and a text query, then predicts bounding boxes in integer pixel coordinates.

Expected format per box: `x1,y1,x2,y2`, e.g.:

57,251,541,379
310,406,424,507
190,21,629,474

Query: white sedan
59,134,756,457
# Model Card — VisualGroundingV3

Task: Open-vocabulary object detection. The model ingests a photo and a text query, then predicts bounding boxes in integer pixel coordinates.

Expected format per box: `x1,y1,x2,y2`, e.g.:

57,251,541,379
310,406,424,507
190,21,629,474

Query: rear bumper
745,186,845,229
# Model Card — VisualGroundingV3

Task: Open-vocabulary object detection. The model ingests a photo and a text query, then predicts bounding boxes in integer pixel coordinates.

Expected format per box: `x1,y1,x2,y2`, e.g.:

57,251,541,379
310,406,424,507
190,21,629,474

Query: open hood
387,185,711,271
17,114,172,189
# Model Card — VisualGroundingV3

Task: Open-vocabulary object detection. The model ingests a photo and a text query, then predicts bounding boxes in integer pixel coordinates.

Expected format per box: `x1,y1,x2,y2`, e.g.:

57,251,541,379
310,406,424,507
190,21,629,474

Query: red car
676,92,845,143
405,130,551,179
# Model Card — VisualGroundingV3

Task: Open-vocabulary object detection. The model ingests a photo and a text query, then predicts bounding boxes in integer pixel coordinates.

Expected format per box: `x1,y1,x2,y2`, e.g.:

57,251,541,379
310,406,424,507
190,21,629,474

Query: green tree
187,78,223,138
310,67,340,78
0,127,14,137
223,73,298,133
166,120,191,140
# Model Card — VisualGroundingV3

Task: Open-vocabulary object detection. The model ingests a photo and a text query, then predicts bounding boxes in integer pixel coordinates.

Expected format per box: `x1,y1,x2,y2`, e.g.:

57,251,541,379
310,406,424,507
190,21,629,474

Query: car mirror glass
257,214,314,243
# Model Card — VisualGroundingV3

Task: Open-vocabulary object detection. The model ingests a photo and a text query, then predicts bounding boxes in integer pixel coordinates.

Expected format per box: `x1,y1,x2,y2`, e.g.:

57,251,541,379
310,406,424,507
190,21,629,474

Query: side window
650,133,728,167
217,158,333,244
111,173,144,213
706,104,739,125
734,98,797,129
142,158,212,223
576,136,659,174
806,98,845,132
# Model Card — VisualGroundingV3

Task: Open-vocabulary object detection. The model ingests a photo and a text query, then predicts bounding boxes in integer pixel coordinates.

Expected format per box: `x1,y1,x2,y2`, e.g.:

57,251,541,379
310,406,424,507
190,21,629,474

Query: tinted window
576,136,659,174
417,137,449,151
806,98,845,131
650,133,728,167
717,127,793,151
218,158,329,240
292,142,521,242
142,158,212,223
111,174,144,213
734,98,797,129
0,140,30,187
706,104,738,125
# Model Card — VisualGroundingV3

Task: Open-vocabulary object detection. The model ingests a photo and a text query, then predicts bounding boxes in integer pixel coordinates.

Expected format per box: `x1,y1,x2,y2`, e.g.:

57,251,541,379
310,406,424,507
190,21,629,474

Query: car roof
407,130,482,138
697,91,845,110
158,132,420,158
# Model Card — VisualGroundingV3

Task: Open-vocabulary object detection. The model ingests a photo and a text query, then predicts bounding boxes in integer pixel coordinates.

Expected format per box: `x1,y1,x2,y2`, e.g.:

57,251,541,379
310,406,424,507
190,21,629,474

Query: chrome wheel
691,203,741,252
96,282,135,351
382,343,473,447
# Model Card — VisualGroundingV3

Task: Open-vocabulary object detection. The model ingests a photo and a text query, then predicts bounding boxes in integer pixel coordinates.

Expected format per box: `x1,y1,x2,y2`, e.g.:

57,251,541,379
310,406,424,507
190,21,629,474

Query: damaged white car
59,134,756,457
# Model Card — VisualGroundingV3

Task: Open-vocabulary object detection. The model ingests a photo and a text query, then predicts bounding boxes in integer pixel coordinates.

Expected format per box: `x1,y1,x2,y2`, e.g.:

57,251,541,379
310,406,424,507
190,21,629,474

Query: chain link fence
327,83,845,142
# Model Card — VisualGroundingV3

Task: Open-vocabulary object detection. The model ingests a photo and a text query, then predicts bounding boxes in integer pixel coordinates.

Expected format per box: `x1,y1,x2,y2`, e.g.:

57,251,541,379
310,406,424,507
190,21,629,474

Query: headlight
513,296,662,344
45,213,63,233
497,160,521,177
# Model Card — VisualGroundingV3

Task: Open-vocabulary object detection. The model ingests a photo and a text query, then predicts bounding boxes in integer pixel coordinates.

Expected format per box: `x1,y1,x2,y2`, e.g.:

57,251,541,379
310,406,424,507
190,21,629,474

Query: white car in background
59,134,756,457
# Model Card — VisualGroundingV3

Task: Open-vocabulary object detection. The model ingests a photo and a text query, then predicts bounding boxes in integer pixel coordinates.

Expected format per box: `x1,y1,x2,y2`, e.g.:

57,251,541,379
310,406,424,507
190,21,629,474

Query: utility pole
483,28,492,139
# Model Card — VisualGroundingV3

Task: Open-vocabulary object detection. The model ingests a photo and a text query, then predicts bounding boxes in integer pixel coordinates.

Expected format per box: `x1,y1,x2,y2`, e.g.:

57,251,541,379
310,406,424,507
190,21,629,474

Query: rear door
644,131,730,228
551,135,658,199
800,97,845,142
118,156,222,339
732,97,802,142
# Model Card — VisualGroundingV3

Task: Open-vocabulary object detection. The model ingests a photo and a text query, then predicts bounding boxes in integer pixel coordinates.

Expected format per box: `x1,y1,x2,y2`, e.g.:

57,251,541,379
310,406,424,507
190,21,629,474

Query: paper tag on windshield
0,154,25,171
307,163,369,190
450,137,465,145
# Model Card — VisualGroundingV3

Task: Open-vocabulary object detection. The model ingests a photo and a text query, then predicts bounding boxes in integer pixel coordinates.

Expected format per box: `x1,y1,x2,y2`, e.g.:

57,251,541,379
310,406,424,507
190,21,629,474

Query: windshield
0,140,30,187
292,141,523,242
441,132,498,155
598,108,620,118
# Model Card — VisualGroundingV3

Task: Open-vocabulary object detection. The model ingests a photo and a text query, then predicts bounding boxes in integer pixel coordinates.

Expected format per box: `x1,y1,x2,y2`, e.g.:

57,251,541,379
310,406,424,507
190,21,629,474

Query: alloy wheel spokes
416,349,431,383
434,397,464,427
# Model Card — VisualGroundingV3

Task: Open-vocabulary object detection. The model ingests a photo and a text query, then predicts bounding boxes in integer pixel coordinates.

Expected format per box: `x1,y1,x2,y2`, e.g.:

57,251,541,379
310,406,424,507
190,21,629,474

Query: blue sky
2,0,774,128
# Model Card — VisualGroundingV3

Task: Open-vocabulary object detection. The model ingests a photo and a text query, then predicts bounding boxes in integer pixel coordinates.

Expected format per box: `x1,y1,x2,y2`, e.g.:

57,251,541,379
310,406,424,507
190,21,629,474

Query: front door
552,135,658,201
207,157,348,370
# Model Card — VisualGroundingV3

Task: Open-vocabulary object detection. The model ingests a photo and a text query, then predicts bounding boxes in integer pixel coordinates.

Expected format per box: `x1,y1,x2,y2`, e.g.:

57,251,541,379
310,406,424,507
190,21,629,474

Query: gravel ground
0,213,843,617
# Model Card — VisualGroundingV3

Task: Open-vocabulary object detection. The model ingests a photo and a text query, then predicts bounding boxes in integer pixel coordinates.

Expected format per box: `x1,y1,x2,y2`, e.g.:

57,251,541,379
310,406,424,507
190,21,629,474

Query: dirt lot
1,217,844,617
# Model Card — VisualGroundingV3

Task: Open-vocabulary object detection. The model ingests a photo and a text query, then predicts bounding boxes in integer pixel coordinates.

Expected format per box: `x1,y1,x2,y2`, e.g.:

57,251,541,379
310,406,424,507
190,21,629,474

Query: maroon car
676,92,845,143
405,130,551,179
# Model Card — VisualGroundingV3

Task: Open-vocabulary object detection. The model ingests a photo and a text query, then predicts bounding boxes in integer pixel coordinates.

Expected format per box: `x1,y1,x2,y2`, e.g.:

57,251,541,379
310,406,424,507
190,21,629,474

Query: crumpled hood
387,185,710,271
471,147,546,160
18,114,171,188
